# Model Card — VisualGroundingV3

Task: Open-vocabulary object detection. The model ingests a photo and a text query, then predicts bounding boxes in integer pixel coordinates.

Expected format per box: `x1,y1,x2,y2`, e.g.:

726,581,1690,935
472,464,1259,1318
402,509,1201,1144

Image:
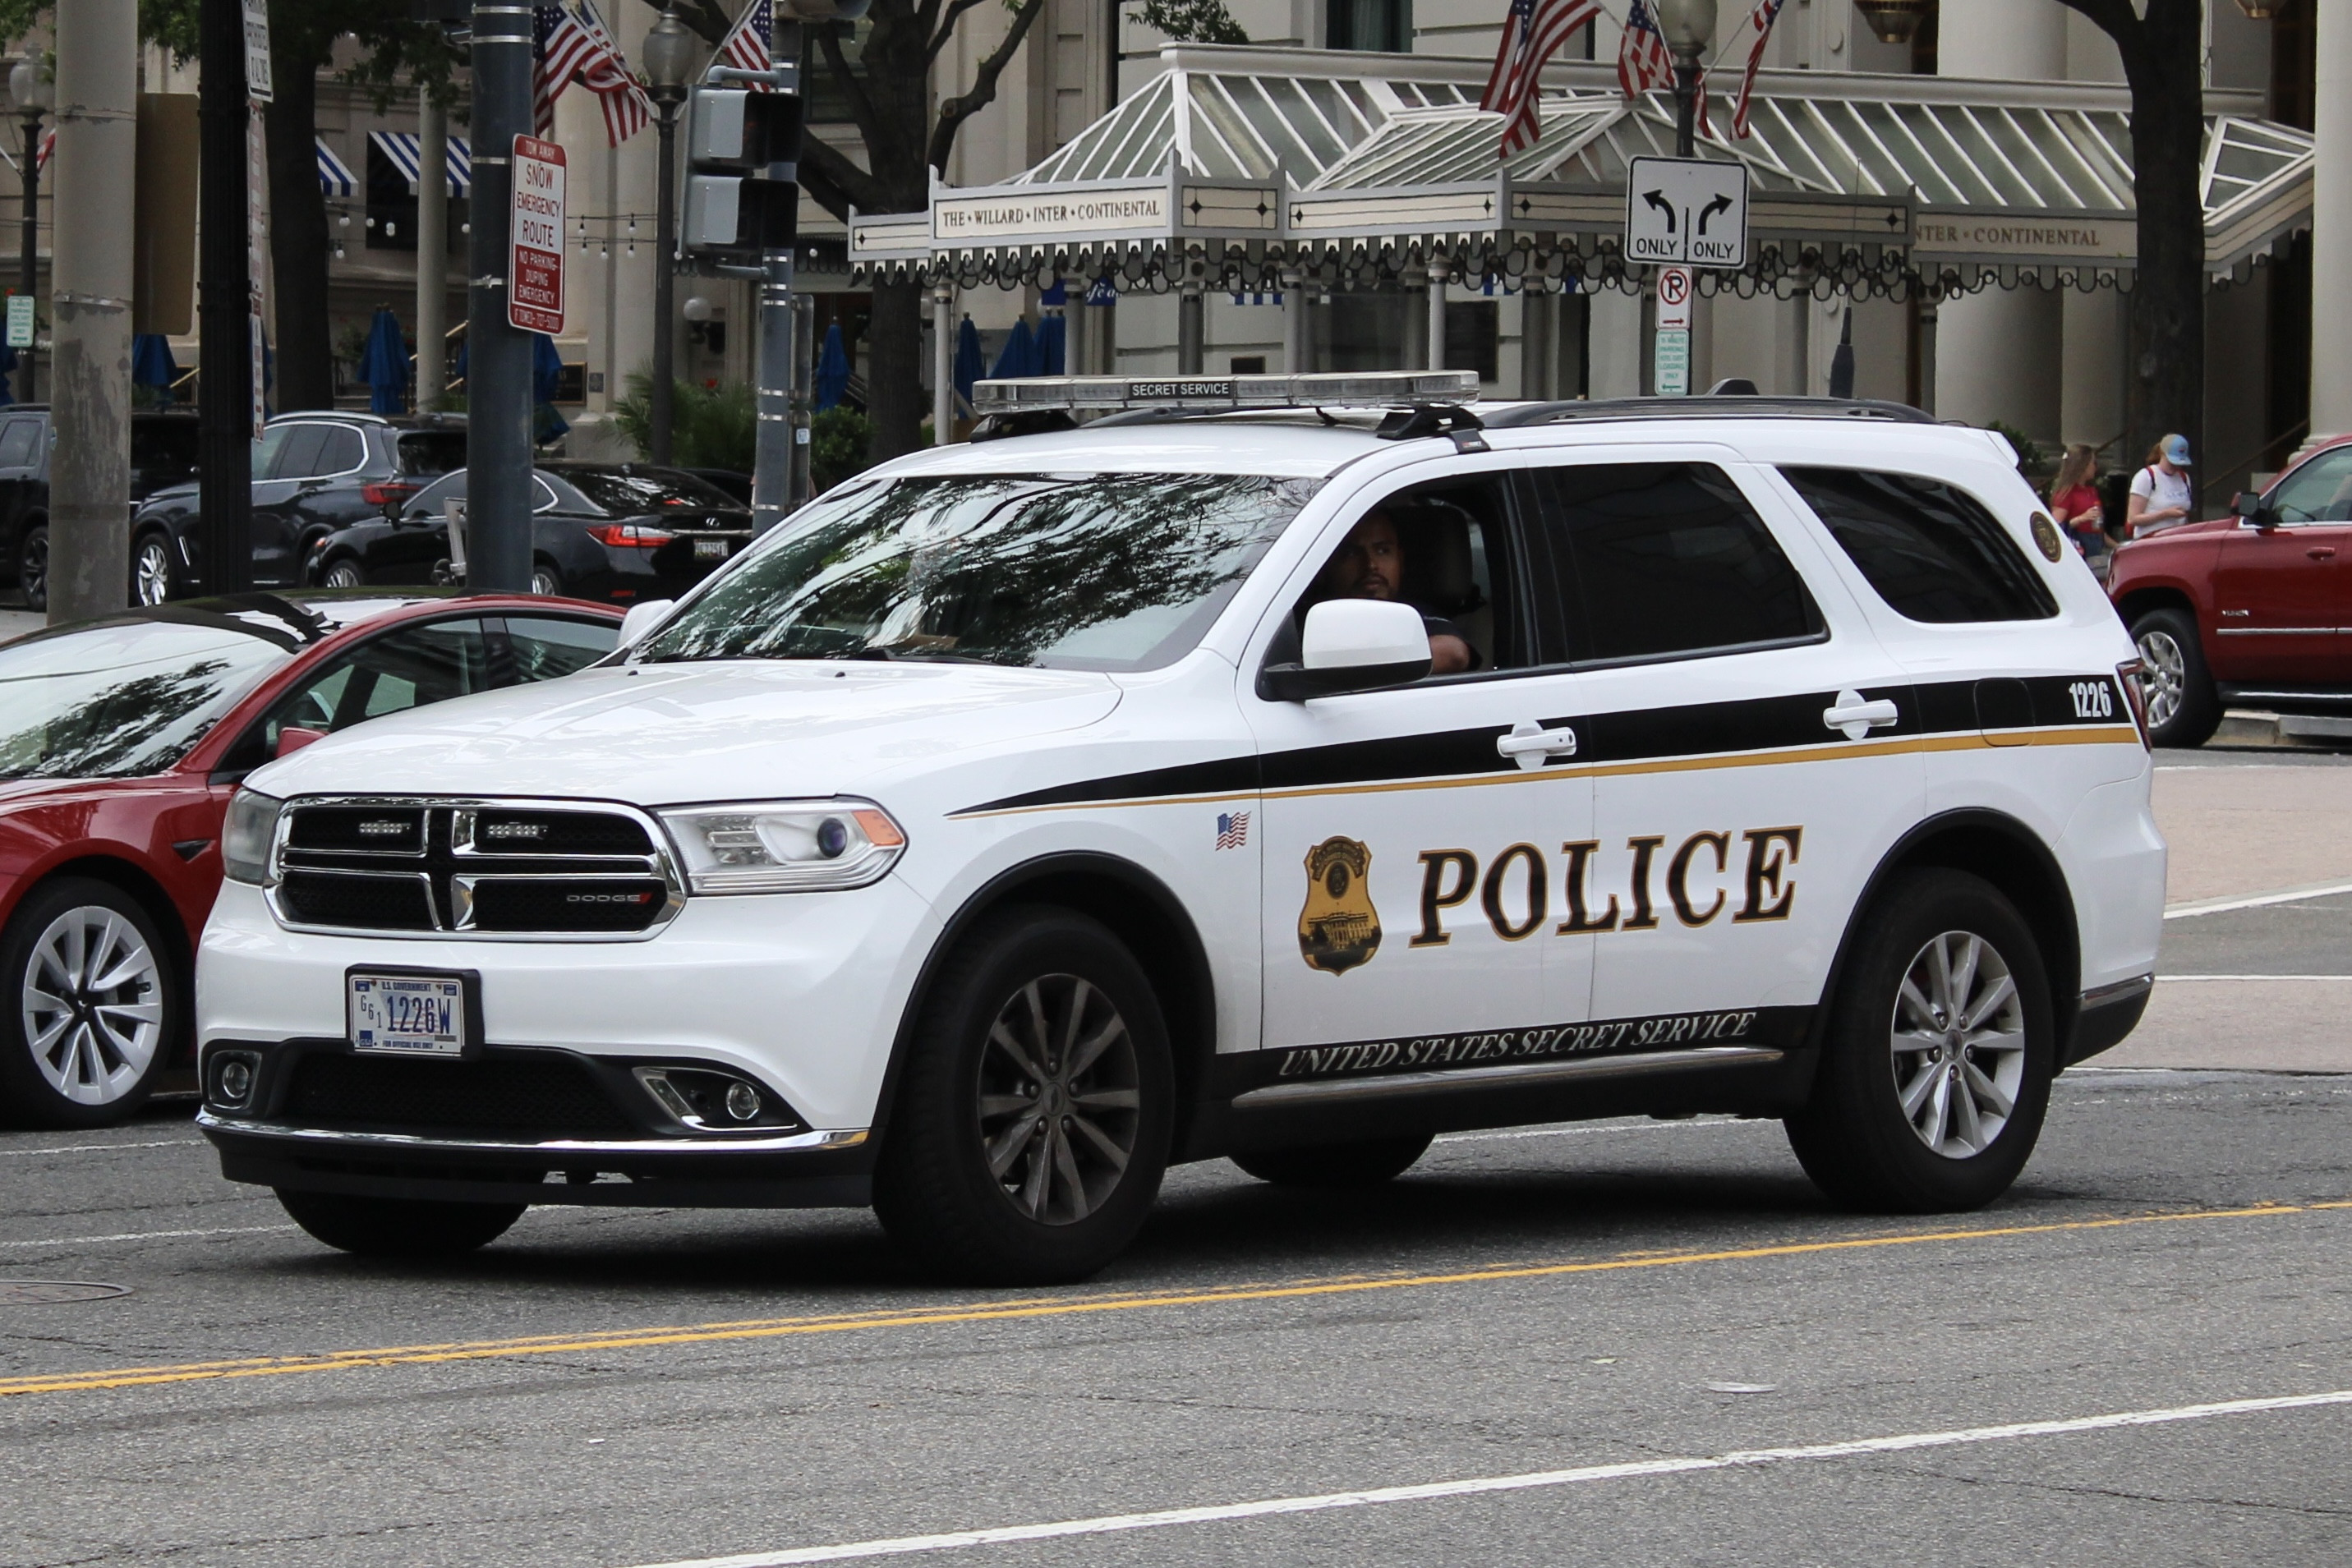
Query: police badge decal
1299,836,1381,974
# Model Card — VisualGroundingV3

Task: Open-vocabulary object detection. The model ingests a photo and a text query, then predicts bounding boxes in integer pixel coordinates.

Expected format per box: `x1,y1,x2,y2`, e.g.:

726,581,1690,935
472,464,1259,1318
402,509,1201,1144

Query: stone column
1282,267,1308,374
932,282,953,445
1933,0,2064,441
1427,270,1448,371
2313,0,2352,439
1402,264,1429,370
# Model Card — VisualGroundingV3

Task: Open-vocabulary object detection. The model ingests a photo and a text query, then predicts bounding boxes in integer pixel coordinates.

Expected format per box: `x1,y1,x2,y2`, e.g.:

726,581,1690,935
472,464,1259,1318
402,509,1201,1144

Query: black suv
128,412,466,605
0,407,204,609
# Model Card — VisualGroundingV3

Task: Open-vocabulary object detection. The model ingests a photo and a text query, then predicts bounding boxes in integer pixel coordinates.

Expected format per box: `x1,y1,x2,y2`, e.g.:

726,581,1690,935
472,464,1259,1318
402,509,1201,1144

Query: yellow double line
3,1199,2341,1400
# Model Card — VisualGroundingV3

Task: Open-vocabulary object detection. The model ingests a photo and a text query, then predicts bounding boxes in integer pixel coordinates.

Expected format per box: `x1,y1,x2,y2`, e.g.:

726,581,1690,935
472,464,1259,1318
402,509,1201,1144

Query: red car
0,591,623,1128
2108,433,2352,747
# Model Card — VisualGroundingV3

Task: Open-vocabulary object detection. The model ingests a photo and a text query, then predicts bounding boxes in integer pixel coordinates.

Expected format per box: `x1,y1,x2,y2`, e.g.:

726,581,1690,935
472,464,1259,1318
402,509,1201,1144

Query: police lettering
1407,827,1800,946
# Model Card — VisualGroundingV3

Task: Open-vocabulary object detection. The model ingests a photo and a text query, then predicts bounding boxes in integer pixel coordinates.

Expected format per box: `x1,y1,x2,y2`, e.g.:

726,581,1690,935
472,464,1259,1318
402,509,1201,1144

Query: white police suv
196,374,2164,1282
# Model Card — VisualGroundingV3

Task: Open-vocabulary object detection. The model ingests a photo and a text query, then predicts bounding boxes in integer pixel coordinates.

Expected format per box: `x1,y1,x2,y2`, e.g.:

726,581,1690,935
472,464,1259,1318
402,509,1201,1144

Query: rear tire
1785,869,2053,1213
275,1189,525,1257
530,562,564,597
129,531,177,607
2130,607,2221,748
1231,1133,1433,1188
873,906,1172,1285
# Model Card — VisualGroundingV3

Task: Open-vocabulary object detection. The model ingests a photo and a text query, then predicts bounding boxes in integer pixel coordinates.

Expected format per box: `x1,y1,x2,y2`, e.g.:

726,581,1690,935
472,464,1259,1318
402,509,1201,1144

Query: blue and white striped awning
370,131,472,195
315,137,357,199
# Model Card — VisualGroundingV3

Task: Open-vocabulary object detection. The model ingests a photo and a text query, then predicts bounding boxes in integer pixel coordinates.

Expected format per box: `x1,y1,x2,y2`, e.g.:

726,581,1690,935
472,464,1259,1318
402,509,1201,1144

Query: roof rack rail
1483,395,1935,429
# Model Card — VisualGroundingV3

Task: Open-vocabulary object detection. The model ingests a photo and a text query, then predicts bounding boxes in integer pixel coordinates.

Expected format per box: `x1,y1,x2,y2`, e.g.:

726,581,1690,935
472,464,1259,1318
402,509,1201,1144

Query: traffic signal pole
752,10,805,535
465,1,533,593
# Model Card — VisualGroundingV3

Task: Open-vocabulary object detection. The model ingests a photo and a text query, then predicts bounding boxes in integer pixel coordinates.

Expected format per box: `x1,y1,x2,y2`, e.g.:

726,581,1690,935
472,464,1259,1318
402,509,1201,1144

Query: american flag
1730,0,1788,139
33,126,52,176
1618,0,1709,136
719,0,776,90
1214,812,1250,851
1478,0,1603,159
534,0,651,148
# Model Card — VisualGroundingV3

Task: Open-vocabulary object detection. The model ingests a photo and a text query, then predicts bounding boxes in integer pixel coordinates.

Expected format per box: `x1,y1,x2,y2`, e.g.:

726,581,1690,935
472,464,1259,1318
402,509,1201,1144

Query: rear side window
0,419,37,469
312,426,366,476
1533,462,1824,663
1782,467,2059,623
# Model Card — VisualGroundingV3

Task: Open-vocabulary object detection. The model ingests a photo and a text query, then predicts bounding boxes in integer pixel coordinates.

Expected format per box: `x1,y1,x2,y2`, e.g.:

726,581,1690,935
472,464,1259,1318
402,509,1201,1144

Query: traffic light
680,84,800,274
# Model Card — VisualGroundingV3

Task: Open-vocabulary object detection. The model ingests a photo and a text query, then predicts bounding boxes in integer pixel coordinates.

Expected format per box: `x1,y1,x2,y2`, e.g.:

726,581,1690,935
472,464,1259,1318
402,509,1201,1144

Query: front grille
278,871,435,931
283,1051,635,1136
470,877,670,932
273,798,679,938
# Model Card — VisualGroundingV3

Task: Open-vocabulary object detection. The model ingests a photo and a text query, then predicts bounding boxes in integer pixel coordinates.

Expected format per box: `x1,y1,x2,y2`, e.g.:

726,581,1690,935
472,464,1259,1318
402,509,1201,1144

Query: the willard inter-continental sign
935,189,1168,241
1912,214,2135,261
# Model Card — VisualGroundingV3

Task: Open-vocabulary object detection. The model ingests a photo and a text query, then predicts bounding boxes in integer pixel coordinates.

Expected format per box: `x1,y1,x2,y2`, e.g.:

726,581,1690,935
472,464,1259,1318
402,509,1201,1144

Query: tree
0,0,461,412
670,0,1049,460
2055,0,2205,475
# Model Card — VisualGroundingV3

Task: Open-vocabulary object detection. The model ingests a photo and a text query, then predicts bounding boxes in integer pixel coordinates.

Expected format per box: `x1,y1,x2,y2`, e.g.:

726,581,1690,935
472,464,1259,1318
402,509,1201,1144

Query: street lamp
6,57,49,402
1655,0,1715,159
1852,1,1932,44
641,5,699,467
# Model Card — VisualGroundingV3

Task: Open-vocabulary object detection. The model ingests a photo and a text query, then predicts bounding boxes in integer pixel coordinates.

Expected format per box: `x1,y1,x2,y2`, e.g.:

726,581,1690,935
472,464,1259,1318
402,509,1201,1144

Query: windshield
633,471,1319,672
0,621,292,779
558,467,743,516
395,430,467,476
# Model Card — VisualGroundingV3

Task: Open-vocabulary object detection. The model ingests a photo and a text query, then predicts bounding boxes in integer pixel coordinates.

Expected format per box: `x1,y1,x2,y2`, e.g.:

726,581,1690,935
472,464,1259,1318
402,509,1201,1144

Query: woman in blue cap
2127,434,2194,537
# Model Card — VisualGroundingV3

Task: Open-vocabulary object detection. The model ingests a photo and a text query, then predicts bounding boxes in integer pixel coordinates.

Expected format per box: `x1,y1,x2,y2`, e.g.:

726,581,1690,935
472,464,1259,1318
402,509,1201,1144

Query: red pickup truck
2107,433,2352,747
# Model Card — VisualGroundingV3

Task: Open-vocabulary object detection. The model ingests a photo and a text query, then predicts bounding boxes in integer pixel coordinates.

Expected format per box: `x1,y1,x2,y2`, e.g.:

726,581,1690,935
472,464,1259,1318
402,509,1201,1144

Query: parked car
128,412,467,605
0,407,204,610
2108,433,2352,747
0,591,623,1128
198,379,2164,1279
686,467,753,505
305,461,753,603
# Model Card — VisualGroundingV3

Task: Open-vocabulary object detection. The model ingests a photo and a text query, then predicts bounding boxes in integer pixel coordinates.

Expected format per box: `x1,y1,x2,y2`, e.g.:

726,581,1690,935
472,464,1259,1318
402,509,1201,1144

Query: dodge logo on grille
568,891,656,905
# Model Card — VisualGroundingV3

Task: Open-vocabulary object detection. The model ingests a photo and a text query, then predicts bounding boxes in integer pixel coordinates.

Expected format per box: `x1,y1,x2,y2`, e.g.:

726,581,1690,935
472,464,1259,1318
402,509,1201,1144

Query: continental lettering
1668,830,1731,927
1735,826,1802,922
1554,840,1621,934
1482,843,1548,940
1413,849,1478,947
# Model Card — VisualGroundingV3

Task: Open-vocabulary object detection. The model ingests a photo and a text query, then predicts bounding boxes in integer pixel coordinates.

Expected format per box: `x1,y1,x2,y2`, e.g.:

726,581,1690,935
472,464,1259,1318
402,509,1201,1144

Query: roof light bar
971,370,1481,416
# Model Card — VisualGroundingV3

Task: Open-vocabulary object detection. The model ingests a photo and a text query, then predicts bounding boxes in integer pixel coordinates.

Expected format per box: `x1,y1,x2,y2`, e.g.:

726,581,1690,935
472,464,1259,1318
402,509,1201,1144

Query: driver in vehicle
1318,509,1477,675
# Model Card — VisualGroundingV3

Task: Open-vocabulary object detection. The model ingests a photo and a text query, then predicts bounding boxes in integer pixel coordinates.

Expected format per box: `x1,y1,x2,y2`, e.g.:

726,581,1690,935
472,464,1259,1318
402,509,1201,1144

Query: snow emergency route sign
509,136,567,335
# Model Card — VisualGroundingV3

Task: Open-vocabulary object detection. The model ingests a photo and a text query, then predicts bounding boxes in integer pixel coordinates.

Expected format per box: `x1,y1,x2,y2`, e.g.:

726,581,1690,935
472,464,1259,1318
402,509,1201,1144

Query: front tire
873,906,1172,1285
275,1189,526,1257
1785,870,2053,1213
130,531,177,607
320,558,366,590
2130,607,2221,748
0,878,177,1129
1232,1133,1433,1188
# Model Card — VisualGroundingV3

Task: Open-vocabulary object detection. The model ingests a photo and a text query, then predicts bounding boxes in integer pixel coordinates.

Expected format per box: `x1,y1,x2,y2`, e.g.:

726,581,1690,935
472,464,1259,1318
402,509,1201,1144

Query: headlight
222,790,285,885
657,799,906,894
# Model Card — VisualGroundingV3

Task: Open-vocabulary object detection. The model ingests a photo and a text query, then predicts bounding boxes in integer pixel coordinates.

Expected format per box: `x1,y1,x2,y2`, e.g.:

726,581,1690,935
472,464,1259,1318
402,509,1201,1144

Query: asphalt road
0,751,2347,1568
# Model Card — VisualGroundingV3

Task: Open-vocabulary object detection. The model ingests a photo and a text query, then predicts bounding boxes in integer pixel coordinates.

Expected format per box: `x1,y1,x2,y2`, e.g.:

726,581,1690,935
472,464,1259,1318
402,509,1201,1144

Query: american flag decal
1215,812,1250,851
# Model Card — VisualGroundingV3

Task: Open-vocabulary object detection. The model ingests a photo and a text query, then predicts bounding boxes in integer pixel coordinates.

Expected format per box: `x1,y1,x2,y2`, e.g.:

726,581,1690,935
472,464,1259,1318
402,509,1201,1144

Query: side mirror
2235,491,2277,528
617,598,676,651
1259,599,1432,702
275,726,328,759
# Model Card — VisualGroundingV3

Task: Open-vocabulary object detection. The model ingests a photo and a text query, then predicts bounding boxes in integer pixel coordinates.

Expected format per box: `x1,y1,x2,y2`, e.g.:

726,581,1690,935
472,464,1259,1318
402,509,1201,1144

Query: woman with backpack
2126,435,2195,537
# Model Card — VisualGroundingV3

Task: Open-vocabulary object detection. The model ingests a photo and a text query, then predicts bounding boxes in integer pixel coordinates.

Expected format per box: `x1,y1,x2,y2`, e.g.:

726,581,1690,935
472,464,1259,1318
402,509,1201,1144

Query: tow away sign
509,136,567,334
1626,156,1747,267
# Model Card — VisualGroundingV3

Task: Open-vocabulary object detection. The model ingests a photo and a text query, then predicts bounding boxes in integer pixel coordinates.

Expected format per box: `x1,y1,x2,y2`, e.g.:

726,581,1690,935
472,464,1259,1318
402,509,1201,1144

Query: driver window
1292,476,1528,677
2268,450,2352,524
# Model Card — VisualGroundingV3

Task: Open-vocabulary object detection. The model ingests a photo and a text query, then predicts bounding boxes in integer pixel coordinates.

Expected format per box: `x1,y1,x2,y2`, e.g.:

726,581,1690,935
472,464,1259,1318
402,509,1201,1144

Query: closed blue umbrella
1035,312,1066,377
990,317,1038,382
814,322,850,412
532,331,568,444
0,343,16,408
951,315,984,416
355,309,408,413
132,333,180,404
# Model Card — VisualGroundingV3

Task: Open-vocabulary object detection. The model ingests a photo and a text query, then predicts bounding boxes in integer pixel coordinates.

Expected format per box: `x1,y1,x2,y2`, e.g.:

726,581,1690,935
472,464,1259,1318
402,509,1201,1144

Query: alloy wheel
132,538,173,606
2135,627,2185,731
530,567,562,596
1889,930,2027,1159
974,973,1141,1225
21,906,163,1106
322,561,365,590
19,529,44,610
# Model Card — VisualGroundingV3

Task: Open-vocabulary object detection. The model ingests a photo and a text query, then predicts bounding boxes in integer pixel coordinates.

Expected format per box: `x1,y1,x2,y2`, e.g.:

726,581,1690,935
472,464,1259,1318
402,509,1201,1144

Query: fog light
221,1059,253,1102
207,1050,261,1110
724,1081,761,1121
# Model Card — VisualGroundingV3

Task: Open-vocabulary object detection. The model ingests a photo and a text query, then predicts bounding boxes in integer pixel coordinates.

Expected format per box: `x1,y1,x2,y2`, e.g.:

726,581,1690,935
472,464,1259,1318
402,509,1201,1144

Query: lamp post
641,5,698,467
1655,0,1715,158
7,57,49,403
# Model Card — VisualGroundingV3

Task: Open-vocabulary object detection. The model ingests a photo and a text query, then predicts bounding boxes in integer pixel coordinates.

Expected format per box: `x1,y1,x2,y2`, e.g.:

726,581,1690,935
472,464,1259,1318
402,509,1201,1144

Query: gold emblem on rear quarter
2030,512,2064,563
1299,836,1380,974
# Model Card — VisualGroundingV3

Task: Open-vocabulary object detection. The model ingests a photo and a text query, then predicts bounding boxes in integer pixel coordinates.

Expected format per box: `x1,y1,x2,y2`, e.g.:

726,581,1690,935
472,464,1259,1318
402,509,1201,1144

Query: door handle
1824,689,1901,740
2308,547,2336,560
1497,720,1577,771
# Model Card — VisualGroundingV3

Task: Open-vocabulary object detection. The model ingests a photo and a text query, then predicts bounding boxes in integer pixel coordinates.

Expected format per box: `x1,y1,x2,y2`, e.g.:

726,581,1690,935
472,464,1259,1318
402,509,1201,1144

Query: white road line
2154,973,2352,982
2164,880,2352,918
626,1389,2352,1568
0,1224,294,1251
0,1139,203,1157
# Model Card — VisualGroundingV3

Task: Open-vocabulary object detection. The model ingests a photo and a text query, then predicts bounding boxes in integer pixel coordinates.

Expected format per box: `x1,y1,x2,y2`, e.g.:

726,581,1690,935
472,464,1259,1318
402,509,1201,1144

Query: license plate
348,972,471,1057
694,538,730,560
